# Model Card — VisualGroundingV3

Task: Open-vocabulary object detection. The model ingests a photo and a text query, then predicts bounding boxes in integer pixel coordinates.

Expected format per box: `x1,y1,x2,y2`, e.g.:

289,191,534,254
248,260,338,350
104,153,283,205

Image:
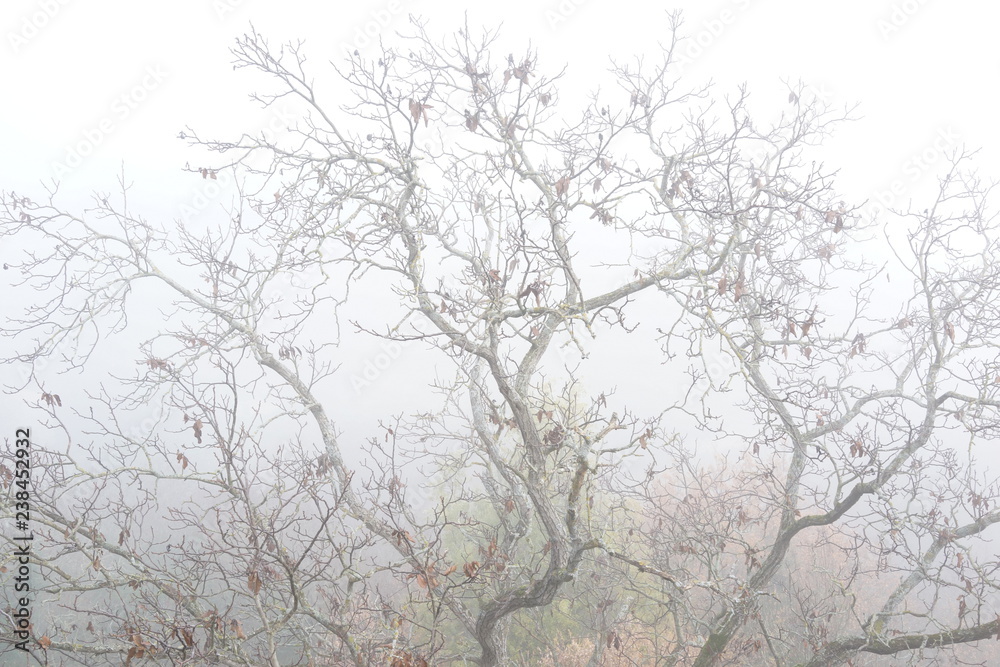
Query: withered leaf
555,176,571,197
408,99,432,126
464,110,480,132
638,430,650,449
248,571,262,595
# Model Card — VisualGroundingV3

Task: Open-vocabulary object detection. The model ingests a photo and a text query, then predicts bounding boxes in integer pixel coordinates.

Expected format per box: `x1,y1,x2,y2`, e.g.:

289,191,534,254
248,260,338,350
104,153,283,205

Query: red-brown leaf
555,177,571,197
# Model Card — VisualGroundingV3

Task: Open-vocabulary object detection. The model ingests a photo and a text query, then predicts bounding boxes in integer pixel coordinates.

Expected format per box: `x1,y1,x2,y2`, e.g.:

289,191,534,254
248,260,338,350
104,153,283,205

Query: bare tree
3,15,1000,667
